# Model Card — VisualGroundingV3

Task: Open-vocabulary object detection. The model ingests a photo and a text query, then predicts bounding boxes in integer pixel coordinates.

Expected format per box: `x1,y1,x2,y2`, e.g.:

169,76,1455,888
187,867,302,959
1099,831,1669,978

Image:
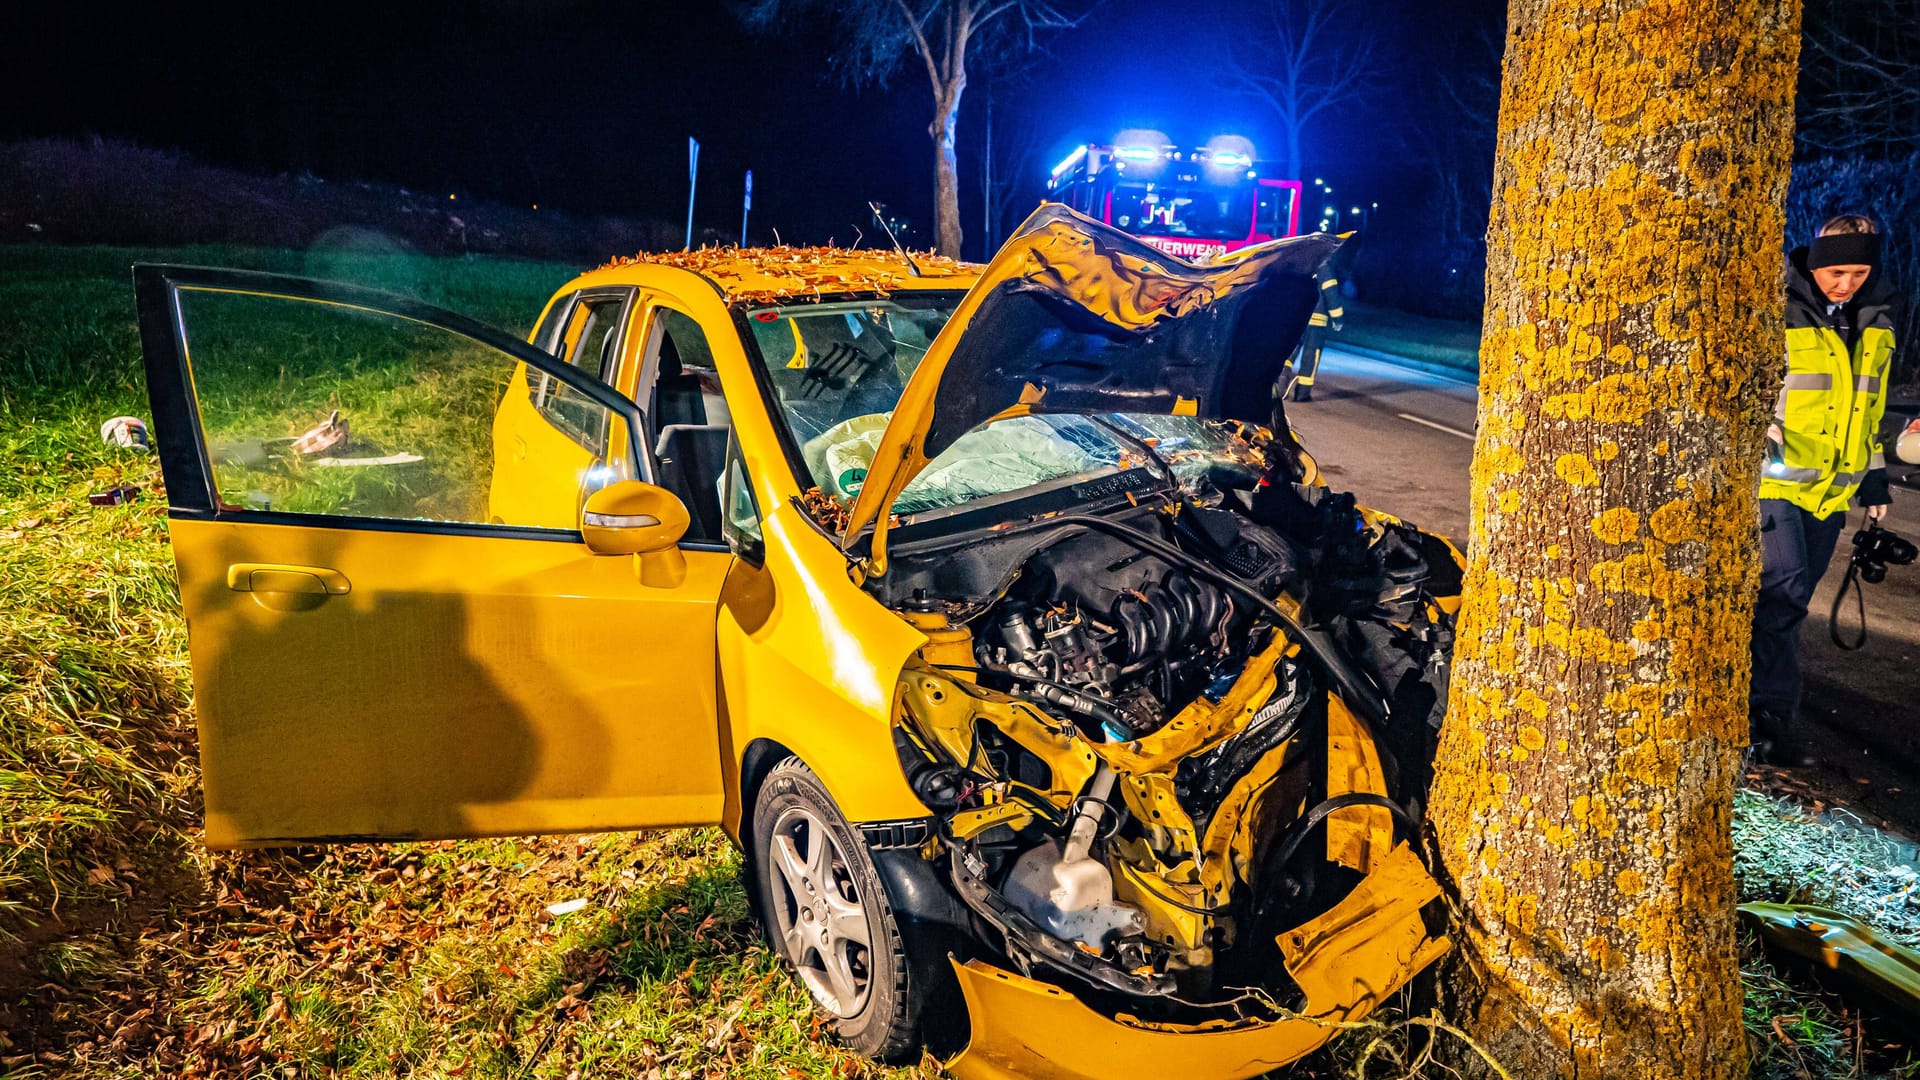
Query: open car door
134,265,730,846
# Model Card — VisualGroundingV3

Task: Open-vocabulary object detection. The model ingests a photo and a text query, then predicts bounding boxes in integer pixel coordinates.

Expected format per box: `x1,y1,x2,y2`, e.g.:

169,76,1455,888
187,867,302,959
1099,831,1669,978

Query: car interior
643,310,733,542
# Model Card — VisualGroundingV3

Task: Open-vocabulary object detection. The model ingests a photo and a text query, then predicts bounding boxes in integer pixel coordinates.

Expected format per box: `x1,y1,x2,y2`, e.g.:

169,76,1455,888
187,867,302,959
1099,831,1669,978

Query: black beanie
1808,231,1882,270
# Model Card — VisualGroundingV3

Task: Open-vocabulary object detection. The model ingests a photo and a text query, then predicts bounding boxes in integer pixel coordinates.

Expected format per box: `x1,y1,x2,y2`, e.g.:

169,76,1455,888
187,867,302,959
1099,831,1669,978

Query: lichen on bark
1426,1,1801,1076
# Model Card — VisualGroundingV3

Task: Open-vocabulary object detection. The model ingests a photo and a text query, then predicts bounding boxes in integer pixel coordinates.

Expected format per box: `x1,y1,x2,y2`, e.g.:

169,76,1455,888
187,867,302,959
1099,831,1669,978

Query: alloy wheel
766,804,874,1017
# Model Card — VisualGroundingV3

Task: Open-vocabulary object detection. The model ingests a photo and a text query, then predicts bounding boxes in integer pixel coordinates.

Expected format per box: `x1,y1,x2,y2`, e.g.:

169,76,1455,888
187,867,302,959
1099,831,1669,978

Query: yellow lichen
1649,497,1702,543
1556,453,1600,486
1591,507,1640,545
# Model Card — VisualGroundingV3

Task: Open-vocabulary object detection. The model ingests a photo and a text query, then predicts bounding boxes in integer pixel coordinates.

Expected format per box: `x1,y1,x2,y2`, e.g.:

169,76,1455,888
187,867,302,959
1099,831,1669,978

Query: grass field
1336,302,1482,375
1,243,1914,1079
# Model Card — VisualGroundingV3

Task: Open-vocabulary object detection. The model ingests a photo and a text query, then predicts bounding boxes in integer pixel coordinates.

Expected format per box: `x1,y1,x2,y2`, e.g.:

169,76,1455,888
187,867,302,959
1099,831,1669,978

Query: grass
1743,925,1920,1080
1735,789,1920,951
1,241,1916,1078
180,288,512,522
1337,301,1482,374
1732,790,1920,1076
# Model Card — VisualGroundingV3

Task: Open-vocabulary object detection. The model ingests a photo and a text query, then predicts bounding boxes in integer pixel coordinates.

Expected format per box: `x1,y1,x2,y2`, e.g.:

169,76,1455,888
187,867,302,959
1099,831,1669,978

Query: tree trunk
1427,2,1800,1076
931,88,965,259
1285,124,1303,186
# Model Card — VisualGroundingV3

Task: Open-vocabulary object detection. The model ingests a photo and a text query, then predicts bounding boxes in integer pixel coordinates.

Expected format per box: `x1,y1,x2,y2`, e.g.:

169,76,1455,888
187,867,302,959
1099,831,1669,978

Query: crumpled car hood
840,204,1342,549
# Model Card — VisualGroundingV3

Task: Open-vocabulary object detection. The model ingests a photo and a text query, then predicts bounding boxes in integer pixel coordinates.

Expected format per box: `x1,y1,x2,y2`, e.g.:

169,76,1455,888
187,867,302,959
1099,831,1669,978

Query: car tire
750,756,927,1062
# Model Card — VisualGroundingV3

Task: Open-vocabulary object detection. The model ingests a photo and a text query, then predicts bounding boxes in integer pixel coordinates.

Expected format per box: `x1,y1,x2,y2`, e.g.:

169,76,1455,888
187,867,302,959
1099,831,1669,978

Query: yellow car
134,205,1461,1079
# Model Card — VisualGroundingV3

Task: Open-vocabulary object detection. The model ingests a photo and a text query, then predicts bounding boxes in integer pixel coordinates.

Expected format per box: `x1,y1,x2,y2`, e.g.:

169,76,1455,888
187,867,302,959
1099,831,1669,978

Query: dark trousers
1291,327,1327,387
1749,499,1846,749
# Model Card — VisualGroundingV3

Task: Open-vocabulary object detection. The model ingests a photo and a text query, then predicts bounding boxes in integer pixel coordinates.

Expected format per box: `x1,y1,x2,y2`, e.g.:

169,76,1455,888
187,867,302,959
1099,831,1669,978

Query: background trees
1427,1,1802,1074
1792,0,1920,374
1214,0,1378,183
738,0,1081,259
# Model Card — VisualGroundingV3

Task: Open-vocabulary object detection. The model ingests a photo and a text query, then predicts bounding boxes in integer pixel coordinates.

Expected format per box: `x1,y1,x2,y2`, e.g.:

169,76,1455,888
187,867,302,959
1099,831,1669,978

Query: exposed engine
882,426,1461,1019
972,523,1282,740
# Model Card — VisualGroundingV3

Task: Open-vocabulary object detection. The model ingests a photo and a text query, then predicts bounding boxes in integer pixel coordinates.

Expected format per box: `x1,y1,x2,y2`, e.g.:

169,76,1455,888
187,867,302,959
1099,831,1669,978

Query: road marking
1397,412,1475,441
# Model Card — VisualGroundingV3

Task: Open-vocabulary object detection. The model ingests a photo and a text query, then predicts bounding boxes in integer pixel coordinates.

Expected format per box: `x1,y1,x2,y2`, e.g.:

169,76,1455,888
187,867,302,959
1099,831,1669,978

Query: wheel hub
768,805,874,1018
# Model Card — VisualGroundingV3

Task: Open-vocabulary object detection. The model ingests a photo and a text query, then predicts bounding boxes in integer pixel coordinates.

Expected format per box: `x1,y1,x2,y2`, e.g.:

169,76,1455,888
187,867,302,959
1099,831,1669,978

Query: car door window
531,290,575,353
1256,186,1292,237
644,307,733,543
170,285,635,533
532,291,631,455
720,433,764,563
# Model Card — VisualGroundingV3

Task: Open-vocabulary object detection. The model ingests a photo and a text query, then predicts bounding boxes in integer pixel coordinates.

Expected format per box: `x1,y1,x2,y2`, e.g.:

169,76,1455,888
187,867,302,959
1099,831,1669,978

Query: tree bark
931,88,965,259
1427,1,1800,1076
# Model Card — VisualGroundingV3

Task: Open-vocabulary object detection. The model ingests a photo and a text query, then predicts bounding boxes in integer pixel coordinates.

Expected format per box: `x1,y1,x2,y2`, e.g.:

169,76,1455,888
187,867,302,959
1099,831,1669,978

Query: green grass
1,242,1915,1078
1743,925,1920,1080
1337,301,1482,374
180,289,512,522
1735,789,1920,951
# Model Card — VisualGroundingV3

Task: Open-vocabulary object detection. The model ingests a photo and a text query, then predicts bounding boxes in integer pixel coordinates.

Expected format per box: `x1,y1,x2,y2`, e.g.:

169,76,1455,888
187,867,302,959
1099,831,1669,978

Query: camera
1850,523,1918,584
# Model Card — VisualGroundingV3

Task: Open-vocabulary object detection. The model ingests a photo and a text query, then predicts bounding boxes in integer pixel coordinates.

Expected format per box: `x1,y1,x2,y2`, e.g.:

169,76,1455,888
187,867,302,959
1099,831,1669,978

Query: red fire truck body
1045,143,1304,260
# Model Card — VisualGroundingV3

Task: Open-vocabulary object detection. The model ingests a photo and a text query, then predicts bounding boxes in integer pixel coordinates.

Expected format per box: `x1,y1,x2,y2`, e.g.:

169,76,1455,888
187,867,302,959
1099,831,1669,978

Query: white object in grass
311,453,425,467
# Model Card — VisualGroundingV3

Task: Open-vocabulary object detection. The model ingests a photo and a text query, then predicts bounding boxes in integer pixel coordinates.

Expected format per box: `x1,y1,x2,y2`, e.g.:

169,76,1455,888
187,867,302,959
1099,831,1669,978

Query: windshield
896,412,1258,515
744,294,954,447
1111,180,1253,240
741,293,1262,516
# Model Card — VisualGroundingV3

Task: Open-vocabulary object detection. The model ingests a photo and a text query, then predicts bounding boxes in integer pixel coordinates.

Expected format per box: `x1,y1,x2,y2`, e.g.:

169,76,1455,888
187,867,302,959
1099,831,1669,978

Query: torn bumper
1741,902,1920,1022
944,842,1451,1080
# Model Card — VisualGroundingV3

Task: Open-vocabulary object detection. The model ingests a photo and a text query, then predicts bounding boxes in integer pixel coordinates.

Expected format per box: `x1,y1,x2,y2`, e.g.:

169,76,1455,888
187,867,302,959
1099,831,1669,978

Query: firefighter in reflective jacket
1285,266,1344,402
1749,215,1898,765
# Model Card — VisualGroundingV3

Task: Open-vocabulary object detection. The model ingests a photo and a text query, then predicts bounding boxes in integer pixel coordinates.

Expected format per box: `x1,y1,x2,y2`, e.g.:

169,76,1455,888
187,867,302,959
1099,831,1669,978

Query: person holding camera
1749,214,1899,766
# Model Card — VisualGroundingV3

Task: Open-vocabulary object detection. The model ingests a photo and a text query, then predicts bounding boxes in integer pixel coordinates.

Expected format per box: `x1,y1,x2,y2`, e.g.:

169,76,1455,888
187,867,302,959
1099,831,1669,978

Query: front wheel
750,757,926,1062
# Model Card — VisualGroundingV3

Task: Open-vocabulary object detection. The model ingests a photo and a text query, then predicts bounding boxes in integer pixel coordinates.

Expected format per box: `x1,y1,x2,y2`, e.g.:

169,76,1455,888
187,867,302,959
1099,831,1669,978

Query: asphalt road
1290,347,1920,833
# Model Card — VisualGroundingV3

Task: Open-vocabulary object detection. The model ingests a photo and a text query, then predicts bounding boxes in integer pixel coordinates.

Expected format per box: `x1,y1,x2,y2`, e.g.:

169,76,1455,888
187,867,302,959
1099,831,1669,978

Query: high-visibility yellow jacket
1760,252,1898,517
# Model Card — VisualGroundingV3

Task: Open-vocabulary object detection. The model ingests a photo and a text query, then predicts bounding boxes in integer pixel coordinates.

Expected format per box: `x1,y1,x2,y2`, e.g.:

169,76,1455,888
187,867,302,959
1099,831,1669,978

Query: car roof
561,246,981,306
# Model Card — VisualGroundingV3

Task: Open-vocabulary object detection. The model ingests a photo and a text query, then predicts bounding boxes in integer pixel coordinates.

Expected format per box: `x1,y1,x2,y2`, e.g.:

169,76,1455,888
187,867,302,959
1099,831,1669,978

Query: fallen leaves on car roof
597,245,975,305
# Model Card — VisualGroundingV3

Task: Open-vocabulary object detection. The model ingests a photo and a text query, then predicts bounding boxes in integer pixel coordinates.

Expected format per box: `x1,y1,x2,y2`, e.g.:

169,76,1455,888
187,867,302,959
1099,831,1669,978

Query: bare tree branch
891,0,944,95
1212,0,1381,179
737,0,1089,256
1797,0,1920,155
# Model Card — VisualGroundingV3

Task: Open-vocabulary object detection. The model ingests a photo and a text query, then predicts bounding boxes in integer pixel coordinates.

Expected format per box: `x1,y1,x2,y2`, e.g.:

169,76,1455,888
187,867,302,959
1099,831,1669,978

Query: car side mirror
581,480,689,588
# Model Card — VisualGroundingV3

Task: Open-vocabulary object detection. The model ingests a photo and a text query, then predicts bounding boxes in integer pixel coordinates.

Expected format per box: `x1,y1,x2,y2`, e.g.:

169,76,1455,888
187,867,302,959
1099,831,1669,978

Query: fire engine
1045,138,1304,261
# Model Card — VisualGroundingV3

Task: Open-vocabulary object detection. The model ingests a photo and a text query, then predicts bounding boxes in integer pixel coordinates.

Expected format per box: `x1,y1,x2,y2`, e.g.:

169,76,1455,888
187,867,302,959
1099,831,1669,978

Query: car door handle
226,563,352,595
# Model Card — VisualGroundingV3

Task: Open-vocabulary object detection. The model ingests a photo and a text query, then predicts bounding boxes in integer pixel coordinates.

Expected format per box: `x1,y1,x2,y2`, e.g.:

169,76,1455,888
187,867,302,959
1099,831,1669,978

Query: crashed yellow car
134,206,1461,1078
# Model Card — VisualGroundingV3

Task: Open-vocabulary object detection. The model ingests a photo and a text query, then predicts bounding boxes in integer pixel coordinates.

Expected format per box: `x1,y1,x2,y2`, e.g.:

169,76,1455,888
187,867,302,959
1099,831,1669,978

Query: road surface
1291,347,1920,833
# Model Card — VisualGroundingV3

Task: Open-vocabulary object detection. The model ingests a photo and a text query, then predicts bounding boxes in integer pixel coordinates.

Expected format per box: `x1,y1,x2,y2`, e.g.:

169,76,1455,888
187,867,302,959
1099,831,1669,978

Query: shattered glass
801,411,1260,513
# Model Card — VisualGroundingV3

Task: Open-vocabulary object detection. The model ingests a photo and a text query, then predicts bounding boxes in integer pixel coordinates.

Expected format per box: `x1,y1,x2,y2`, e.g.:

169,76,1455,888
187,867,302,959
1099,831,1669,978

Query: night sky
2,0,1506,255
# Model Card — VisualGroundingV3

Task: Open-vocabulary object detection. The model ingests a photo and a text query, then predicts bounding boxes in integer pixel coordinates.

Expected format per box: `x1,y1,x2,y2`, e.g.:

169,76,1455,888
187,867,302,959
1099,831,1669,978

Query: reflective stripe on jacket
1306,269,1344,329
1760,249,1898,516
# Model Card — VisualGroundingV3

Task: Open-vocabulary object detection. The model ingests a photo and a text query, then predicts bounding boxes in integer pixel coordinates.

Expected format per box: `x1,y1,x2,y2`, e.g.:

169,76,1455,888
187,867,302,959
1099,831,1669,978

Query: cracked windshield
744,296,1257,513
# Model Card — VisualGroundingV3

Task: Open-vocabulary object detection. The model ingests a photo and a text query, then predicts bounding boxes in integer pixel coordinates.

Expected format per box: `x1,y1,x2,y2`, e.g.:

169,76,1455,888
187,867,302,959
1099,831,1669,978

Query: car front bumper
944,841,1450,1080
